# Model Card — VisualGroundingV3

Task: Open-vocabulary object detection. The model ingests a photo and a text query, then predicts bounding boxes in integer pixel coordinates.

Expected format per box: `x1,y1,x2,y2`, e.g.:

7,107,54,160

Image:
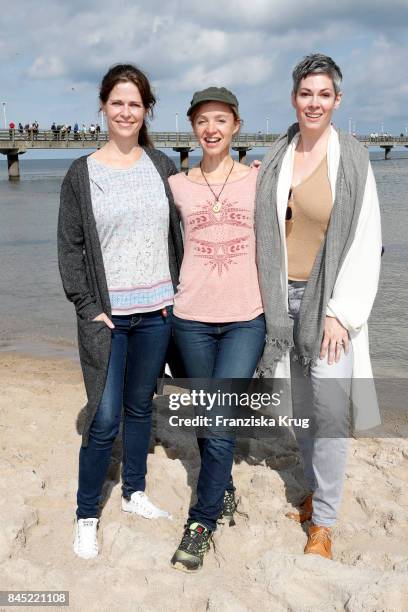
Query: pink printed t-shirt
169,167,264,322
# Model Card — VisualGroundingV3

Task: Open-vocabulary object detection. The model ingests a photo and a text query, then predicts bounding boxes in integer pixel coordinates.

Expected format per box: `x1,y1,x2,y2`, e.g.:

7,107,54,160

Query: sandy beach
0,352,407,612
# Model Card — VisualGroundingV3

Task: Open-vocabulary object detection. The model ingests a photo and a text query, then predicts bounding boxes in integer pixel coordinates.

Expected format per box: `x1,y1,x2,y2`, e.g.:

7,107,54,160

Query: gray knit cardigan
57,148,184,446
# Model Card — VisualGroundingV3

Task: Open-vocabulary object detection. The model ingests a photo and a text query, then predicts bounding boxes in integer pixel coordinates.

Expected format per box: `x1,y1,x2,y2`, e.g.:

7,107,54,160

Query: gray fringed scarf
255,123,369,375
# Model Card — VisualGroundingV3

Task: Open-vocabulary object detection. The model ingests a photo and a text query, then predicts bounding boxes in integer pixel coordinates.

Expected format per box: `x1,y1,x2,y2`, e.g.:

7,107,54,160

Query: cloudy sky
1,0,408,144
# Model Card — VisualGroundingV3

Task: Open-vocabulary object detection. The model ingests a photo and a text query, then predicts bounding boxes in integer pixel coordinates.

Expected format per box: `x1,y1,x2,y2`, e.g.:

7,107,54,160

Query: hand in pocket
92,313,115,329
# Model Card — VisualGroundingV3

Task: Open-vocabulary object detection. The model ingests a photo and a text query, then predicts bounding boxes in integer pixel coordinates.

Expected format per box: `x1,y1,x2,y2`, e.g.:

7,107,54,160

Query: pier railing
1,130,407,179
0,129,280,147
1,130,408,149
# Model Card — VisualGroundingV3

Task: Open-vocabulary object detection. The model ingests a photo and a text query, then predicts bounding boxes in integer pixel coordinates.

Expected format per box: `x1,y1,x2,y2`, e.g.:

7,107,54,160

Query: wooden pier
1,129,407,179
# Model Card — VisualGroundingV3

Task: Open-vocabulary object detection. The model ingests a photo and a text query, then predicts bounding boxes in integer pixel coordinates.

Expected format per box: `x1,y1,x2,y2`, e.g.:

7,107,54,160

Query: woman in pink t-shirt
169,87,265,572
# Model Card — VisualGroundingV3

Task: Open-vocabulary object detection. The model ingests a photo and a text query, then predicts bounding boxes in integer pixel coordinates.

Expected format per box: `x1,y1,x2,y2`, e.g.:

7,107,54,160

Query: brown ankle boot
304,524,332,559
286,493,313,523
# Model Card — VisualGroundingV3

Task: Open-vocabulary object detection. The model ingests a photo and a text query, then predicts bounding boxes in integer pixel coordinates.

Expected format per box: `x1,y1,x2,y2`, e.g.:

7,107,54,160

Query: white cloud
1,0,407,132
27,56,66,79
179,0,408,32
341,38,408,126
173,55,274,90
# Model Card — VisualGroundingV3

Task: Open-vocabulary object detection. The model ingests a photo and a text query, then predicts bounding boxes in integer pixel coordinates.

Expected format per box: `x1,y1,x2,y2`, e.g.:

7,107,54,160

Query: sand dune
1,353,407,612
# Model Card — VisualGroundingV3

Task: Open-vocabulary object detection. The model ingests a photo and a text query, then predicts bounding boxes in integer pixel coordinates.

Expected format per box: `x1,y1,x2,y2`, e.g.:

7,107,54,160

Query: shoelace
179,527,210,556
223,491,237,515
309,529,331,547
131,493,167,517
138,497,156,517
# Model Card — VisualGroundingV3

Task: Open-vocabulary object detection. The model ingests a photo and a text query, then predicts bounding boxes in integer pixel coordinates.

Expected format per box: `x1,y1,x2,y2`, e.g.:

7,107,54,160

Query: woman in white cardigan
255,53,382,559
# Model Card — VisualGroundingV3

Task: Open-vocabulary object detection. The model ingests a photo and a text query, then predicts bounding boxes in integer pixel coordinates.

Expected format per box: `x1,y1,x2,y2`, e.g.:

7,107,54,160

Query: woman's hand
92,313,115,329
319,316,349,365
250,159,262,169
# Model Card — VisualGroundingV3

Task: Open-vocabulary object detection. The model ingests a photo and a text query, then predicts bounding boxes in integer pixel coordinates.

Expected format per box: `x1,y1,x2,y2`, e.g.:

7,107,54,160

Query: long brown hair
99,64,156,147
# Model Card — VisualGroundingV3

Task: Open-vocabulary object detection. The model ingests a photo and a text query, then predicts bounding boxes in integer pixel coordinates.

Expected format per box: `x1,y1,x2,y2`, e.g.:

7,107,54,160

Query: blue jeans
172,314,266,530
76,309,172,519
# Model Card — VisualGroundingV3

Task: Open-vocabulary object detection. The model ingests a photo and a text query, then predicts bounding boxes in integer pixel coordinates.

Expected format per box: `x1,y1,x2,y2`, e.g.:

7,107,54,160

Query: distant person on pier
255,53,382,560
168,87,265,572
18,122,24,135
58,63,183,560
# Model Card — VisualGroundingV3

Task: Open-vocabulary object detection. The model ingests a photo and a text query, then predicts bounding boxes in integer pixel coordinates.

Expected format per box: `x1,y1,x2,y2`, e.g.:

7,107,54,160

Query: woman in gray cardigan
58,64,183,559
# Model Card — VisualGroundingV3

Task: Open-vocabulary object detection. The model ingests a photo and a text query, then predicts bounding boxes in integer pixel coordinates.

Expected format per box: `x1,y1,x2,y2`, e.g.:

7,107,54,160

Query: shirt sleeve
57,171,101,320
326,163,382,332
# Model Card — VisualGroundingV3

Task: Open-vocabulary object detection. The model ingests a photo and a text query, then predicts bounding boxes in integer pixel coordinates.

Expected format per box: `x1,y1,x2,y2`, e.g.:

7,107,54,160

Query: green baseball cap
187,86,239,117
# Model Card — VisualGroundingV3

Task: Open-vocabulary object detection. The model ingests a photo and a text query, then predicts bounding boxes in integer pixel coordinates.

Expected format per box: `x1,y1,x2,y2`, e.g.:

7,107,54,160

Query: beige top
286,155,333,281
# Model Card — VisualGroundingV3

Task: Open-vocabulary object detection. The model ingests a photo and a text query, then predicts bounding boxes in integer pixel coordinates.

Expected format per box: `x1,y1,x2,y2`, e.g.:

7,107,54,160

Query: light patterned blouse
87,152,174,315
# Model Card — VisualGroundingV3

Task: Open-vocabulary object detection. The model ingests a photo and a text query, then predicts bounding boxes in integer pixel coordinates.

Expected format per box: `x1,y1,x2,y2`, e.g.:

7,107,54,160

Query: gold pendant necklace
200,160,235,213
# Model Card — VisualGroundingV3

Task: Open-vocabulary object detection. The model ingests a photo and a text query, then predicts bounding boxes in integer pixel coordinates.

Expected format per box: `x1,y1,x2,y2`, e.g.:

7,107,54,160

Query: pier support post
7,152,20,180
173,147,191,173
380,145,393,160
238,149,247,164
232,147,250,165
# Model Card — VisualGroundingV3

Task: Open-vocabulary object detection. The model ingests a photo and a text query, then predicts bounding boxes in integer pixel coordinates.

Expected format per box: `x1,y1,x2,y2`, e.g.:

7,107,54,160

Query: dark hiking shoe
170,522,212,572
218,488,237,526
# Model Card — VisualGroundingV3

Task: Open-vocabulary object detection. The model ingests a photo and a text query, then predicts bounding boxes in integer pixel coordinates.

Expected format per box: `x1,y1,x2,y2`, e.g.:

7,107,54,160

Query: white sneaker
121,491,172,520
73,518,99,559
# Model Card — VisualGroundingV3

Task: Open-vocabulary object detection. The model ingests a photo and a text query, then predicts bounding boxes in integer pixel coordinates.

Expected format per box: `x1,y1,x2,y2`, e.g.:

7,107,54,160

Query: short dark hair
99,63,156,147
292,53,343,95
